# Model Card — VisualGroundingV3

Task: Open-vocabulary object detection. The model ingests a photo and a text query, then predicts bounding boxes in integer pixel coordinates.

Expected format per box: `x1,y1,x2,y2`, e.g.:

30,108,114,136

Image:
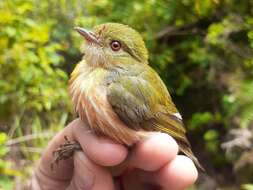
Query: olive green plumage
94,23,149,62
72,23,204,171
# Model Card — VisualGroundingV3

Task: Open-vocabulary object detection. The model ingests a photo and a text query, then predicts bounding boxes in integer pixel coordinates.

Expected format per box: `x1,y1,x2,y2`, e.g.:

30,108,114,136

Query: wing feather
106,64,204,170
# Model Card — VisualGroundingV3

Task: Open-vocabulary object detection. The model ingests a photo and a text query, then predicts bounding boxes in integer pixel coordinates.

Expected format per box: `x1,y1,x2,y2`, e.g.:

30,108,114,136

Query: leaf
0,176,14,190
188,112,214,130
0,133,7,144
204,129,218,141
242,184,253,190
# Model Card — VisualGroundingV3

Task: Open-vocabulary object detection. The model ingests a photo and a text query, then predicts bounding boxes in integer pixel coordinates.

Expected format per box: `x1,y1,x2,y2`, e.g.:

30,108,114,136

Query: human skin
31,119,198,190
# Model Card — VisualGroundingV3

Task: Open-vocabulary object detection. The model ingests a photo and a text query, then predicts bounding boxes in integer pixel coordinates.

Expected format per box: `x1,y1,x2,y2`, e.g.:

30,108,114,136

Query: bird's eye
110,40,121,51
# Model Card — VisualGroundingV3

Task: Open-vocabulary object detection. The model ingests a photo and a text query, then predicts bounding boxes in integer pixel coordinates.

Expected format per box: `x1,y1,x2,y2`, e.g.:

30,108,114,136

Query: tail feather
152,112,205,172
178,141,205,172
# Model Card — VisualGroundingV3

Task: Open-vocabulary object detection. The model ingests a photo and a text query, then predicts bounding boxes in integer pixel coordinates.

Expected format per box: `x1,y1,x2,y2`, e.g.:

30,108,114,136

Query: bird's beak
74,27,100,44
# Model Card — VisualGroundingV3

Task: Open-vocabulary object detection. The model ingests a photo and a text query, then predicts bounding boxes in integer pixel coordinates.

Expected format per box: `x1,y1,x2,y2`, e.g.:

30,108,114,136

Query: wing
107,64,204,171
107,64,184,136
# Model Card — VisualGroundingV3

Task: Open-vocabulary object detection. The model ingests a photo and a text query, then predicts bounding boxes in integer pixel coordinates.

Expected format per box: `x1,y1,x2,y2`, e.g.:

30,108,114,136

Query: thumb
67,151,115,190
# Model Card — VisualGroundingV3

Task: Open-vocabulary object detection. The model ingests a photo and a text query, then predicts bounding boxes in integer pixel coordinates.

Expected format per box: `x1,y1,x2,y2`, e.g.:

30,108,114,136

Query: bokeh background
0,0,253,189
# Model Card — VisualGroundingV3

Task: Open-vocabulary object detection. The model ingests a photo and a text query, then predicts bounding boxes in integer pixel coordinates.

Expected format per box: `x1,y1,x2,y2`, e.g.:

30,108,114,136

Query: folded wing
107,65,204,171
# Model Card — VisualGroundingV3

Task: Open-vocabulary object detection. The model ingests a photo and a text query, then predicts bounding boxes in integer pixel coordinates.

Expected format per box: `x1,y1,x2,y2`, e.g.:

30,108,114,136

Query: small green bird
66,23,203,171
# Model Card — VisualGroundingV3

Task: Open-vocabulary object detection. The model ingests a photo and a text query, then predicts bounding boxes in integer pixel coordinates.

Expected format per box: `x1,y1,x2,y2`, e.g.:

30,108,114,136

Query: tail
178,141,205,172
152,112,205,172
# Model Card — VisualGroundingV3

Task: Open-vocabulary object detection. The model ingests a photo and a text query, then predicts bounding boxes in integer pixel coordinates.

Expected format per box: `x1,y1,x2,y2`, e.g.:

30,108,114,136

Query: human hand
32,119,198,190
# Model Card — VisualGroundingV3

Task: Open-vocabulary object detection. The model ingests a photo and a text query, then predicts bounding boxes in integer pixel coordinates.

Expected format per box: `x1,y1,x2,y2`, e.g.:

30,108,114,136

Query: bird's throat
83,44,108,68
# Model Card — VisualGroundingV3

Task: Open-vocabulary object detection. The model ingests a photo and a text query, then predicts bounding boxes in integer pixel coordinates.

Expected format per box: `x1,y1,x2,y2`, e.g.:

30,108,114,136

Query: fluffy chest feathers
69,61,142,145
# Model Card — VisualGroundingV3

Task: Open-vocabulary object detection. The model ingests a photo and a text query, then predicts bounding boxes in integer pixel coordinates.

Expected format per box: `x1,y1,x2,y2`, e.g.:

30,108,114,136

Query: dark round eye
110,40,121,51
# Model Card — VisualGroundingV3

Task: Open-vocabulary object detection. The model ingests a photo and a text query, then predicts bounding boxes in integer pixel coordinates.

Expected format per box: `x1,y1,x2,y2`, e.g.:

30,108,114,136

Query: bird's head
75,23,148,67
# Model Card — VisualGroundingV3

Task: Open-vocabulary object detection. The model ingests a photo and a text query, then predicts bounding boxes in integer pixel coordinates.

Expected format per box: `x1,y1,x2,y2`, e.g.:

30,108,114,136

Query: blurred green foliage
0,0,253,189
242,184,253,190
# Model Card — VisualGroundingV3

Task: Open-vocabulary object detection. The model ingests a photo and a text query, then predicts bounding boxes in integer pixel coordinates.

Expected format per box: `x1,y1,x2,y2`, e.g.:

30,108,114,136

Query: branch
6,132,55,146
156,14,222,41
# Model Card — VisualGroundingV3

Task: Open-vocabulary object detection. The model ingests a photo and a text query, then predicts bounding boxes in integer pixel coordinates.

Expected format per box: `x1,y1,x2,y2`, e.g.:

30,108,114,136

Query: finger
67,151,115,190
72,119,128,166
36,119,127,188
130,133,178,171
36,121,76,182
154,155,198,190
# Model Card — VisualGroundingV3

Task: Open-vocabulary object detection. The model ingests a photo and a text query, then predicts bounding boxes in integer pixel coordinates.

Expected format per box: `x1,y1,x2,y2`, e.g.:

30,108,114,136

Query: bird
54,23,204,171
